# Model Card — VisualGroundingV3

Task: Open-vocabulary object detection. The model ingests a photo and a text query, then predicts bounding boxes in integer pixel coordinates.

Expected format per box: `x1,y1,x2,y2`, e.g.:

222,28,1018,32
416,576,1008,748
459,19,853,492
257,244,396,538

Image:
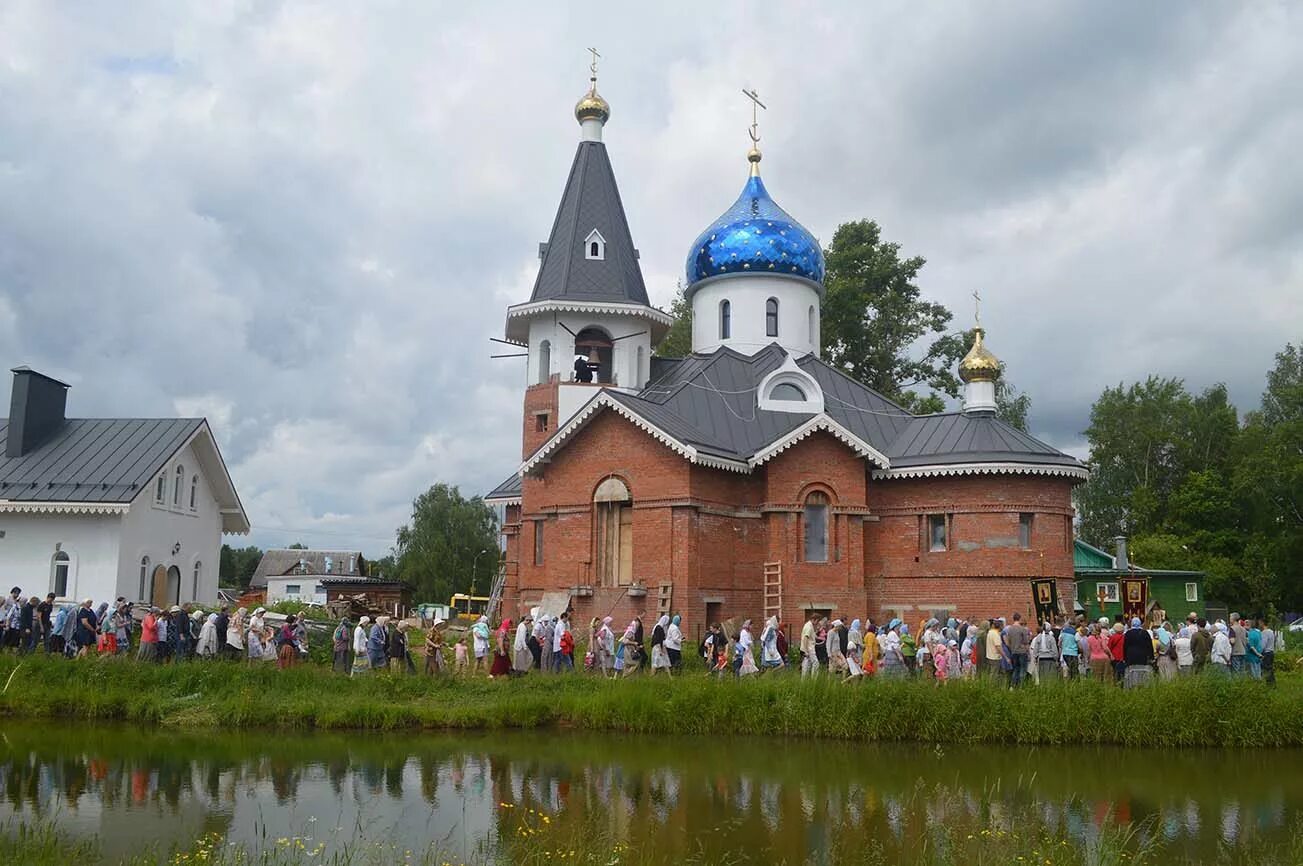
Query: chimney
6,367,70,458
1114,535,1129,570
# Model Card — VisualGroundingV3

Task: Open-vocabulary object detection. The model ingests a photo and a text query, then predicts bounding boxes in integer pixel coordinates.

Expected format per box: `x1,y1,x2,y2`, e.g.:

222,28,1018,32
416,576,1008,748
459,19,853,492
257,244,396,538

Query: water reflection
2,723,1301,864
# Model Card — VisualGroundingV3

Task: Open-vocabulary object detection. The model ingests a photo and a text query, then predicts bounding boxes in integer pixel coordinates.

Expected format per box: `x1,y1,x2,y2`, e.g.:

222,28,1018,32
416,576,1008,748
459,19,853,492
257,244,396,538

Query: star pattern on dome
685,175,825,287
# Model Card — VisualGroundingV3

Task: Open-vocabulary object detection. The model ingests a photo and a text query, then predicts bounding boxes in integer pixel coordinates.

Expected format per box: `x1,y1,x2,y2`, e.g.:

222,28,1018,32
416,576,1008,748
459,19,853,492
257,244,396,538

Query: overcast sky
1,3,1299,555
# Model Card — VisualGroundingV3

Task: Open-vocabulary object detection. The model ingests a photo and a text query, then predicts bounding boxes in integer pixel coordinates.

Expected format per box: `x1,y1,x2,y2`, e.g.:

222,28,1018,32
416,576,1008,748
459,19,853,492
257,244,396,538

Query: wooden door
617,505,633,586
151,565,169,608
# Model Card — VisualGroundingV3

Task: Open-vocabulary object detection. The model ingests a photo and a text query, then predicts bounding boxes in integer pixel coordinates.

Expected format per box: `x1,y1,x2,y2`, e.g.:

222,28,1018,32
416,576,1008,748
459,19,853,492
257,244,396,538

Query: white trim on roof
0,501,129,515
749,414,891,469
871,462,1089,481
484,495,522,506
519,391,750,476
504,300,675,344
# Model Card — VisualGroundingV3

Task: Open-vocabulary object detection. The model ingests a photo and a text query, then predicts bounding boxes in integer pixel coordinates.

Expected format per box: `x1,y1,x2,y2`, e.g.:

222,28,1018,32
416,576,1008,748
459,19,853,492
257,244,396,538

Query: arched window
590,241,599,257
173,466,184,506
584,229,606,260
155,474,166,504
803,492,829,563
192,561,202,600
770,382,806,401
538,340,551,385
189,475,199,511
636,345,645,387
51,551,71,597
139,556,150,600
808,305,816,346
765,298,779,337
719,299,731,339
594,477,632,587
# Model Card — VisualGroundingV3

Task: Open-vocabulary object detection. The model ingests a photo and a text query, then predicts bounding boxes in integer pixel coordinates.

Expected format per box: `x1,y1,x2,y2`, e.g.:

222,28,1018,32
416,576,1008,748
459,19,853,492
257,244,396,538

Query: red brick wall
521,379,560,458
497,405,1080,637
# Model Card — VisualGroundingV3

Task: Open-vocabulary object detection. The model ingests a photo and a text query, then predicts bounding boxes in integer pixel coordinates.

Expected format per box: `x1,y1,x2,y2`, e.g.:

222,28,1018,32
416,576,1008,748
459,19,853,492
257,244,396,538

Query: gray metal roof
886,412,1081,467
0,417,203,502
250,549,365,589
529,141,649,305
484,473,522,502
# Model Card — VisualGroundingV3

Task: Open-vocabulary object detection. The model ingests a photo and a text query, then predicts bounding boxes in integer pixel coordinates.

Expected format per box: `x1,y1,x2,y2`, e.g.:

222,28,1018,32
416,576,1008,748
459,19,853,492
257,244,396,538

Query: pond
1,722,1301,864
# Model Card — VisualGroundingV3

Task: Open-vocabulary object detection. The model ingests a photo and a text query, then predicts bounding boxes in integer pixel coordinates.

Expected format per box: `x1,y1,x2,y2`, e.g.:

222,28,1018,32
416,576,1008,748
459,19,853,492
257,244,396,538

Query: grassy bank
0,655,1299,746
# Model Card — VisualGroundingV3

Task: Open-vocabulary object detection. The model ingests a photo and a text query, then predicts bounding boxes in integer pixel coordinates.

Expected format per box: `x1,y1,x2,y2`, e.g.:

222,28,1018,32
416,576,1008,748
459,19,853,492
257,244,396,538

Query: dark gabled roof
0,417,203,502
251,549,365,589
530,141,649,305
887,412,1082,468
484,473,522,502
614,344,913,462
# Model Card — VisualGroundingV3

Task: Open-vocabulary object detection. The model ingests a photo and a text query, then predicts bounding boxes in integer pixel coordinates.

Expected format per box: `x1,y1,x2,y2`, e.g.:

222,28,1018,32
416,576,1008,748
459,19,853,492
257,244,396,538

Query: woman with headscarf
1155,620,1177,680
761,616,785,671
861,619,878,677
514,614,533,675
665,615,684,672
197,613,219,658
227,607,246,658
826,619,846,676
425,619,447,675
734,620,757,676
1122,617,1155,688
472,615,492,676
538,616,554,674
368,616,390,671
350,616,371,675
596,616,615,677
528,609,544,670
959,624,977,679
650,615,671,675
619,621,641,677
389,621,414,674
490,619,513,679
880,620,905,678
331,617,352,673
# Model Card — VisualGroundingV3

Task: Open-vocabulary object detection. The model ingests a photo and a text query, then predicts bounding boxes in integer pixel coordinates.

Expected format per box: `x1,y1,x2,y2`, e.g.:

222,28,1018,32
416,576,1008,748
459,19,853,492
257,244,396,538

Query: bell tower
503,54,673,458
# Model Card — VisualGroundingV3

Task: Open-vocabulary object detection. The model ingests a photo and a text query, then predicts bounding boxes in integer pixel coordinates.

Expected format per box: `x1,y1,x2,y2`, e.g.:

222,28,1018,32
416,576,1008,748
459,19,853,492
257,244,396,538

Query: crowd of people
0,585,314,668
4,583,1285,690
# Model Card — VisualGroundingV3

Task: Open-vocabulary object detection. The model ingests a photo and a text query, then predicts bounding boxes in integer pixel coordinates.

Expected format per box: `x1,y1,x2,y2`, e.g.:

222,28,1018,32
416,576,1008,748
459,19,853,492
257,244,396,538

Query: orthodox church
485,70,1087,635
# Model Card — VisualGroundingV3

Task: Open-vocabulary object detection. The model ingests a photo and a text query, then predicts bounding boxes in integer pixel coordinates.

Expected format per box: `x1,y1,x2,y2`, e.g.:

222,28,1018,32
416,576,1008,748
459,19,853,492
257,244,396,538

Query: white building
250,549,366,605
0,367,249,606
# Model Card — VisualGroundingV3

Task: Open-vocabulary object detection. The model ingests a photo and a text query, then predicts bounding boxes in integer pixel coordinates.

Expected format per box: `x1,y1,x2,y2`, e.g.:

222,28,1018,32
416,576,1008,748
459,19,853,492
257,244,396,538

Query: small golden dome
575,83,610,125
959,327,1002,383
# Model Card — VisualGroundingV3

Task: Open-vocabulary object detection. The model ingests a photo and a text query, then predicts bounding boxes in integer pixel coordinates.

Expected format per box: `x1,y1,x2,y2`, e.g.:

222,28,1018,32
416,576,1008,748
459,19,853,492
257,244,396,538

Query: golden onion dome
958,327,1002,383
574,83,610,125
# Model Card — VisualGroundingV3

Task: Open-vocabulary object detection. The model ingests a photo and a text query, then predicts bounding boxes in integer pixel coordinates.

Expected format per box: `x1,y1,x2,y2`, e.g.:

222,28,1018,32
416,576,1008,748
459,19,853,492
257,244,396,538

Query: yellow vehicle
450,593,491,621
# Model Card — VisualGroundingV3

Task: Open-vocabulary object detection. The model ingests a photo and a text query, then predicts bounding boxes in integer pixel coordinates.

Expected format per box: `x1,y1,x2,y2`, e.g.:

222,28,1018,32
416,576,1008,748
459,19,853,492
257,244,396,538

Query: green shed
1073,538,1206,624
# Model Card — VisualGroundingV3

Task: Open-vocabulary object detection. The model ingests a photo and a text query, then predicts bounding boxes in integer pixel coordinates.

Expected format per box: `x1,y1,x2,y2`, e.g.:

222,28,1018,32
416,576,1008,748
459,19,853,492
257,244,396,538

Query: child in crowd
453,637,469,674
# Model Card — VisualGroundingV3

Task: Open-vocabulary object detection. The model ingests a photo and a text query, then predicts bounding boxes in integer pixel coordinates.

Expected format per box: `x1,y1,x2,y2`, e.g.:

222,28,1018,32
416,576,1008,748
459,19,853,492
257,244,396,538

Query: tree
368,554,397,579
654,281,693,358
219,545,263,590
821,220,968,412
394,483,500,603
996,379,1031,432
287,542,307,550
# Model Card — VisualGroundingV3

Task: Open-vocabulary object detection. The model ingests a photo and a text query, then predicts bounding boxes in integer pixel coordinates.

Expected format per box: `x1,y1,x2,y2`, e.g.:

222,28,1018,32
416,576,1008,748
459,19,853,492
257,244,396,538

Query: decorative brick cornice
750,415,891,470
871,462,1089,482
872,503,1076,517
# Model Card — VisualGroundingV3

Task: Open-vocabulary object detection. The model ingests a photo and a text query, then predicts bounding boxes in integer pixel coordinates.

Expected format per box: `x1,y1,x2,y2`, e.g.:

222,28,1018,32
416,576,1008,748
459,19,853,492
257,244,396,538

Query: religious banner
1122,577,1148,621
1030,578,1059,625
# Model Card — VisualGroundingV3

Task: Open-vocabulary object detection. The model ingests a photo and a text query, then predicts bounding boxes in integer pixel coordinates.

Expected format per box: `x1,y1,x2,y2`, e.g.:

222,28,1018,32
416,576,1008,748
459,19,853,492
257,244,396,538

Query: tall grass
0,655,1298,746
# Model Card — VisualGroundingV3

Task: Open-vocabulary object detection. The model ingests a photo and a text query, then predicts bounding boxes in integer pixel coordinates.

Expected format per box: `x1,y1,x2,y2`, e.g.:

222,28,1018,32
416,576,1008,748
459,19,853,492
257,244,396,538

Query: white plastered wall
525,311,652,391
690,274,821,357
0,512,123,604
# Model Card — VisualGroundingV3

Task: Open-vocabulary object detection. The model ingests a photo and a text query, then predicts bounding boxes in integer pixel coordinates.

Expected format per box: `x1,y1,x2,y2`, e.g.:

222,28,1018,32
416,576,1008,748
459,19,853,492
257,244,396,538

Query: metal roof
250,549,365,589
529,141,649,306
886,412,1082,468
484,473,522,502
0,417,202,502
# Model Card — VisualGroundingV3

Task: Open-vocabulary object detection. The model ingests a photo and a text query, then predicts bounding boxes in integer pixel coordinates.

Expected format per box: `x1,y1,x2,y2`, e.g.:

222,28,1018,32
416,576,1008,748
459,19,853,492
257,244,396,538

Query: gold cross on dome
587,47,601,80
972,290,982,328
742,87,766,145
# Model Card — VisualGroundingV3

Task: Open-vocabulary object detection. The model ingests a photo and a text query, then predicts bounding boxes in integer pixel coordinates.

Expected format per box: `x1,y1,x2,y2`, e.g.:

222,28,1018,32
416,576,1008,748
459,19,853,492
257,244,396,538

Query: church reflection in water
1,724,1297,863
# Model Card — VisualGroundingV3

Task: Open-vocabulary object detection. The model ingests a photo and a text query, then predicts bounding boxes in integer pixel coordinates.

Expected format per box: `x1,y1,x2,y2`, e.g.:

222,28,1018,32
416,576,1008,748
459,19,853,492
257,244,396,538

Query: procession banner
1122,577,1148,621
1030,578,1059,625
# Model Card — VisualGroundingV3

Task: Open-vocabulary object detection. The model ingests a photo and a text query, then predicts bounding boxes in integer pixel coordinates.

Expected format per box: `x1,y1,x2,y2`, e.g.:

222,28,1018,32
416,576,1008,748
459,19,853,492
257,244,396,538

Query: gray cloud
1,2,1298,553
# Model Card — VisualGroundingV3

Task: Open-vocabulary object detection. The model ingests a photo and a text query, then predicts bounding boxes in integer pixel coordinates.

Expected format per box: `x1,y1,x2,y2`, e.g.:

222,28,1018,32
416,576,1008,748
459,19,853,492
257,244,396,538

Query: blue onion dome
685,171,825,290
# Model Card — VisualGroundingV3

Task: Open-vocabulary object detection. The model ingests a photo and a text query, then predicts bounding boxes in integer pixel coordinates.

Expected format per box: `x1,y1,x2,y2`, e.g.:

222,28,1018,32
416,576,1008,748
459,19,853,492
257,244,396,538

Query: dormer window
757,353,824,414
769,383,806,401
584,229,606,261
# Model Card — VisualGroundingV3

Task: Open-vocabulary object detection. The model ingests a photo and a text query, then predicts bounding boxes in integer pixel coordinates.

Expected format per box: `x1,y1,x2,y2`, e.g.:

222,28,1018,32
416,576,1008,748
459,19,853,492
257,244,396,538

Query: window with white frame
286,583,301,596
173,466,184,506
928,514,948,552
803,492,829,563
807,305,816,346
584,228,606,260
719,299,731,339
155,474,166,504
1019,513,1034,548
192,561,201,599
1098,582,1120,604
139,556,150,600
765,297,779,337
1185,582,1199,602
190,475,199,511
51,551,70,597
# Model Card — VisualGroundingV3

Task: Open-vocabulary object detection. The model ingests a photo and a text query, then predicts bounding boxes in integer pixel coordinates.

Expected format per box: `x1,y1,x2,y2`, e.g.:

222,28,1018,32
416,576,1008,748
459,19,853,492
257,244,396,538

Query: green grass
0,654,1300,746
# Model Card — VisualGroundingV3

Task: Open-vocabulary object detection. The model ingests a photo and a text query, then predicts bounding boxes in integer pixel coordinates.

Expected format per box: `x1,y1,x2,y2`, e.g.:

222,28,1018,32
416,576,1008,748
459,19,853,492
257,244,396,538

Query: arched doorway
594,476,632,587
151,565,182,607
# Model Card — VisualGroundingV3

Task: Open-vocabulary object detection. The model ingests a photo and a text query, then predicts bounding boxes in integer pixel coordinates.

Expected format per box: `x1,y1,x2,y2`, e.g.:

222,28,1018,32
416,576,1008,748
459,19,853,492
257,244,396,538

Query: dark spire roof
530,141,649,306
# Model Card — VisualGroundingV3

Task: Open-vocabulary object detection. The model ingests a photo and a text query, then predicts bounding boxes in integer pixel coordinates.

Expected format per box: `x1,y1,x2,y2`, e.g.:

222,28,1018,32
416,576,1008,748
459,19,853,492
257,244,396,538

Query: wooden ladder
763,561,782,623
656,582,673,617
485,563,508,624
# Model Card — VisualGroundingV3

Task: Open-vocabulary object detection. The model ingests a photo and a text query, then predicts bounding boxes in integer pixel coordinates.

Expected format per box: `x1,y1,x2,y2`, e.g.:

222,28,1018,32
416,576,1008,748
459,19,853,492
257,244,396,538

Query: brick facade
500,405,1079,642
